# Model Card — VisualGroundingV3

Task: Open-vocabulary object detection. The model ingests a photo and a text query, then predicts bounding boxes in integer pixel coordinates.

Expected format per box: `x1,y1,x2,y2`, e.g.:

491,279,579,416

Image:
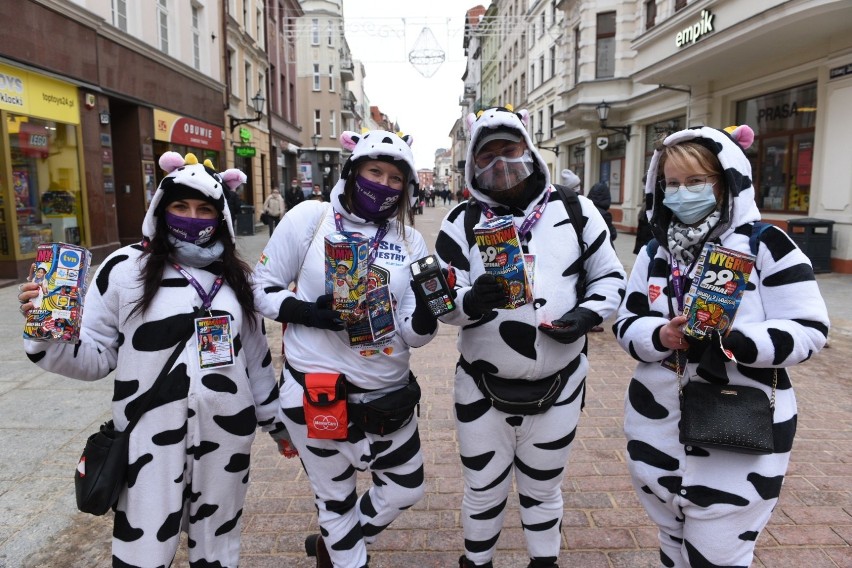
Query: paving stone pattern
1,204,850,567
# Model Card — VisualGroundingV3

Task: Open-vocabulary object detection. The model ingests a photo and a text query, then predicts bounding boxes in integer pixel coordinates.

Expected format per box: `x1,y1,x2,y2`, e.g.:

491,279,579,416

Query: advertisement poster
299,161,314,191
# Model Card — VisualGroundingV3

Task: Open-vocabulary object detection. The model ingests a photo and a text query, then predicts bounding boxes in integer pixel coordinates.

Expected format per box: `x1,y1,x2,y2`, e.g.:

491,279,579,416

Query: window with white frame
311,18,319,45
244,63,251,106
327,20,334,46
313,64,320,90
550,46,556,78
329,110,336,138
329,65,334,91
314,110,322,136
257,8,263,46
548,103,555,135
227,49,235,96
595,12,616,79
191,5,201,70
157,0,169,53
530,63,535,89
112,0,127,32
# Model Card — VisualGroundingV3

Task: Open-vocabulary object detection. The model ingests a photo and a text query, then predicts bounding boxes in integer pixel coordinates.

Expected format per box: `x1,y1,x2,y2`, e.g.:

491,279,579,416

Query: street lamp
311,133,321,152
534,129,560,157
229,90,266,132
595,101,632,141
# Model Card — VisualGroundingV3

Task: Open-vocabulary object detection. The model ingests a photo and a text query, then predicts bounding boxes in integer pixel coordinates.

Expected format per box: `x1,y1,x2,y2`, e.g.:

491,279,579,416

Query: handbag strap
675,347,778,409
123,337,189,434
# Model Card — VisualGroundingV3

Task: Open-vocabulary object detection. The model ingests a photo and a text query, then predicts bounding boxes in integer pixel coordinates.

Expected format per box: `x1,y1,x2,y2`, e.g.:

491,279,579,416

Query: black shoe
459,555,493,568
305,534,333,568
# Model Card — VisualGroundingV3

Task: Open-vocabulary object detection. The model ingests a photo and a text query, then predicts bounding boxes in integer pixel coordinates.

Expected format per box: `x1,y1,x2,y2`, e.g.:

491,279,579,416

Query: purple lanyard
333,212,389,267
172,263,224,310
477,189,550,241
669,255,686,312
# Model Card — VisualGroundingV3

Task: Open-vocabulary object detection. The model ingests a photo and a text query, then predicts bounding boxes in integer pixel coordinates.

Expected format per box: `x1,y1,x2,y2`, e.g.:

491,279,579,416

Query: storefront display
736,83,817,213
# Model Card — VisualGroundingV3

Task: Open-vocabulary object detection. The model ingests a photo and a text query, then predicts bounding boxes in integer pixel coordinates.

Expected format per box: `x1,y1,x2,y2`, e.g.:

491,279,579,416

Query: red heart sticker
648,285,661,302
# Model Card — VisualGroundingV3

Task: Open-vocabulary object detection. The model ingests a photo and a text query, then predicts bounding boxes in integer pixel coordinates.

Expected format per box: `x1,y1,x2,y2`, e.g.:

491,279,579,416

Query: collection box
23,242,92,343
473,215,532,309
683,243,755,339
324,231,370,322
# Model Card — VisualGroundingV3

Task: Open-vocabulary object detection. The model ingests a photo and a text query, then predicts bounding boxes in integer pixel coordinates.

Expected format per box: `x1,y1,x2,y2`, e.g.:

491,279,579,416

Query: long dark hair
128,218,257,329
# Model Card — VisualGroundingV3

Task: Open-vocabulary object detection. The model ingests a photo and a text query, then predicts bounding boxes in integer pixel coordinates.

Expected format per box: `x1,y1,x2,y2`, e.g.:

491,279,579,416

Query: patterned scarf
667,209,722,265
168,235,225,268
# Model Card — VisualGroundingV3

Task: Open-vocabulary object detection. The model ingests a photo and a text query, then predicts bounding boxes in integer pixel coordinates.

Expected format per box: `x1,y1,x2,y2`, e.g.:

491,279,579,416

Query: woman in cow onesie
614,125,829,567
18,152,282,567
435,106,626,568
253,130,438,568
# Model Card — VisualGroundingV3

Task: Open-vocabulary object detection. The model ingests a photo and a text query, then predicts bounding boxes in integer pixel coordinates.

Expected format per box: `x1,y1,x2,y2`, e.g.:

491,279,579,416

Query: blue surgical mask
662,183,718,225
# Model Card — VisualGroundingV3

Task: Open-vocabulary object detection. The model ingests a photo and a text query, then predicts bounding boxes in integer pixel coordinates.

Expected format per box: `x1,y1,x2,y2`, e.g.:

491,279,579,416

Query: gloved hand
463,274,506,317
277,294,345,331
721,330,753,363
696,329,734,383
268,424,298,458
410,279,438,335
539,307,602,344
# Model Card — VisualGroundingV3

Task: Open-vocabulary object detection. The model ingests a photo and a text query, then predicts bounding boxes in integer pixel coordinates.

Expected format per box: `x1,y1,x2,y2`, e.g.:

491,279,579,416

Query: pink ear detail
221,169,247,190
339,131,360,151
731,125,755,150
401,134,413,147
159,151,185,173
466,113,477,131
517,109,530,127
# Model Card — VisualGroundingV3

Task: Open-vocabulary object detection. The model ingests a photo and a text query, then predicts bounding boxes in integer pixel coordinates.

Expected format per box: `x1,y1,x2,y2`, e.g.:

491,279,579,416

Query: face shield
473,150,535,192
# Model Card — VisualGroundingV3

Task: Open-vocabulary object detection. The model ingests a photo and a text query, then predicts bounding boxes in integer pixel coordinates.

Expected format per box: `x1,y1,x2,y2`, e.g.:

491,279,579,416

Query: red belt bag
303,373,348,440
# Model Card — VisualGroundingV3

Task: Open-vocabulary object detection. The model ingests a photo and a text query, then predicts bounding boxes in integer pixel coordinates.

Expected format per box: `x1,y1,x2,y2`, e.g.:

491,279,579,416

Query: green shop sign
234,145,256,158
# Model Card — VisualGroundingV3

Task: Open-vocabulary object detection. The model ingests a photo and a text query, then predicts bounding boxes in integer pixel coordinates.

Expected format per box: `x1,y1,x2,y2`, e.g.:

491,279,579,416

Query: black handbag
75,340,186,515
349,374,421,436
678,365,777,455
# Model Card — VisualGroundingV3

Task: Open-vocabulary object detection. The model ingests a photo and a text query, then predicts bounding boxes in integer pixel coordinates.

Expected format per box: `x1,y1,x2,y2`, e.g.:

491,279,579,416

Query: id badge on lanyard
194,315,235,369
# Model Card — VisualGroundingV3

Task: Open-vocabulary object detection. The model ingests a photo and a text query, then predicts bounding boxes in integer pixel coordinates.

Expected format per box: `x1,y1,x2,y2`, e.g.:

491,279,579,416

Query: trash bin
235,204,255,236
787,217,834,273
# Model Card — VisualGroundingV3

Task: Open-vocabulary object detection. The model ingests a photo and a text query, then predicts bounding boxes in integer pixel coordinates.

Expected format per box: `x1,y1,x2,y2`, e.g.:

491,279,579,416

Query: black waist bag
462,359,569,415
349,375,421,436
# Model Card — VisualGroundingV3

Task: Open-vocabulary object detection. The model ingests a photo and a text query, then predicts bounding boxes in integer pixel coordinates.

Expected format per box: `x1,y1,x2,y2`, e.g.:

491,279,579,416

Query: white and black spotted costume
23,154,280,567
253,130,437,568
435,107,626,567
614,126,829,567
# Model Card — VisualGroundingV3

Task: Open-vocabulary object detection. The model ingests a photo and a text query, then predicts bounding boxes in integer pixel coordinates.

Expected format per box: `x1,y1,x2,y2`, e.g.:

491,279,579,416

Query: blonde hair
659,142,721,177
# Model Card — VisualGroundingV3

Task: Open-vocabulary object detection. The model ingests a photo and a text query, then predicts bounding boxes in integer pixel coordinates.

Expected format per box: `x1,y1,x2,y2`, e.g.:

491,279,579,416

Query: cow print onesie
614,126,829,566
435,106,626,566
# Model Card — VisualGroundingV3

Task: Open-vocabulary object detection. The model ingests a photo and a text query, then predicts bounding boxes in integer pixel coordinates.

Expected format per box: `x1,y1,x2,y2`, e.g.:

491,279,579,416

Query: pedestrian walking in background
17,153,284,567
435,106,626,568
632,176,654,254
613,125,829,567
253,130,439,568
262,187,286,236
587,180,618,242
286,177,306,211
308,183,325,201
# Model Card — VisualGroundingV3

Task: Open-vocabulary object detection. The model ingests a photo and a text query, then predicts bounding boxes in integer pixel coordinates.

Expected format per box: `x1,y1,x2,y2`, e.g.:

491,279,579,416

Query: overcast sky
342,0,485,170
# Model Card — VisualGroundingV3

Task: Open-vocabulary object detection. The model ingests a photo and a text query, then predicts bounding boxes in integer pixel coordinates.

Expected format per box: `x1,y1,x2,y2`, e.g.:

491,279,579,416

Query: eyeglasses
474,142,526,168
663,174,717,195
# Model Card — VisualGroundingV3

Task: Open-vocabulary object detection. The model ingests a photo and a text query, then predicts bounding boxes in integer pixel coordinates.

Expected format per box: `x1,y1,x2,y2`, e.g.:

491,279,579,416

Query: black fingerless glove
463,274,506,317
538,307,602,344
277,294,345,331
696,329,733,383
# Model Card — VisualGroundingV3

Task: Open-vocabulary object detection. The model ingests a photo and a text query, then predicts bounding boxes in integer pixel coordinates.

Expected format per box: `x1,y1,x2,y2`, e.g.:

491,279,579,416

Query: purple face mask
164,211,219,245
352,175,403,221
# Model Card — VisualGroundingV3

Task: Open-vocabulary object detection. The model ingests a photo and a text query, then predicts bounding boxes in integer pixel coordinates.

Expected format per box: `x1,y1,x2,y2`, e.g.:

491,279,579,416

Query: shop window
568,143,585,187
736,83,817,213
6,116,84,256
